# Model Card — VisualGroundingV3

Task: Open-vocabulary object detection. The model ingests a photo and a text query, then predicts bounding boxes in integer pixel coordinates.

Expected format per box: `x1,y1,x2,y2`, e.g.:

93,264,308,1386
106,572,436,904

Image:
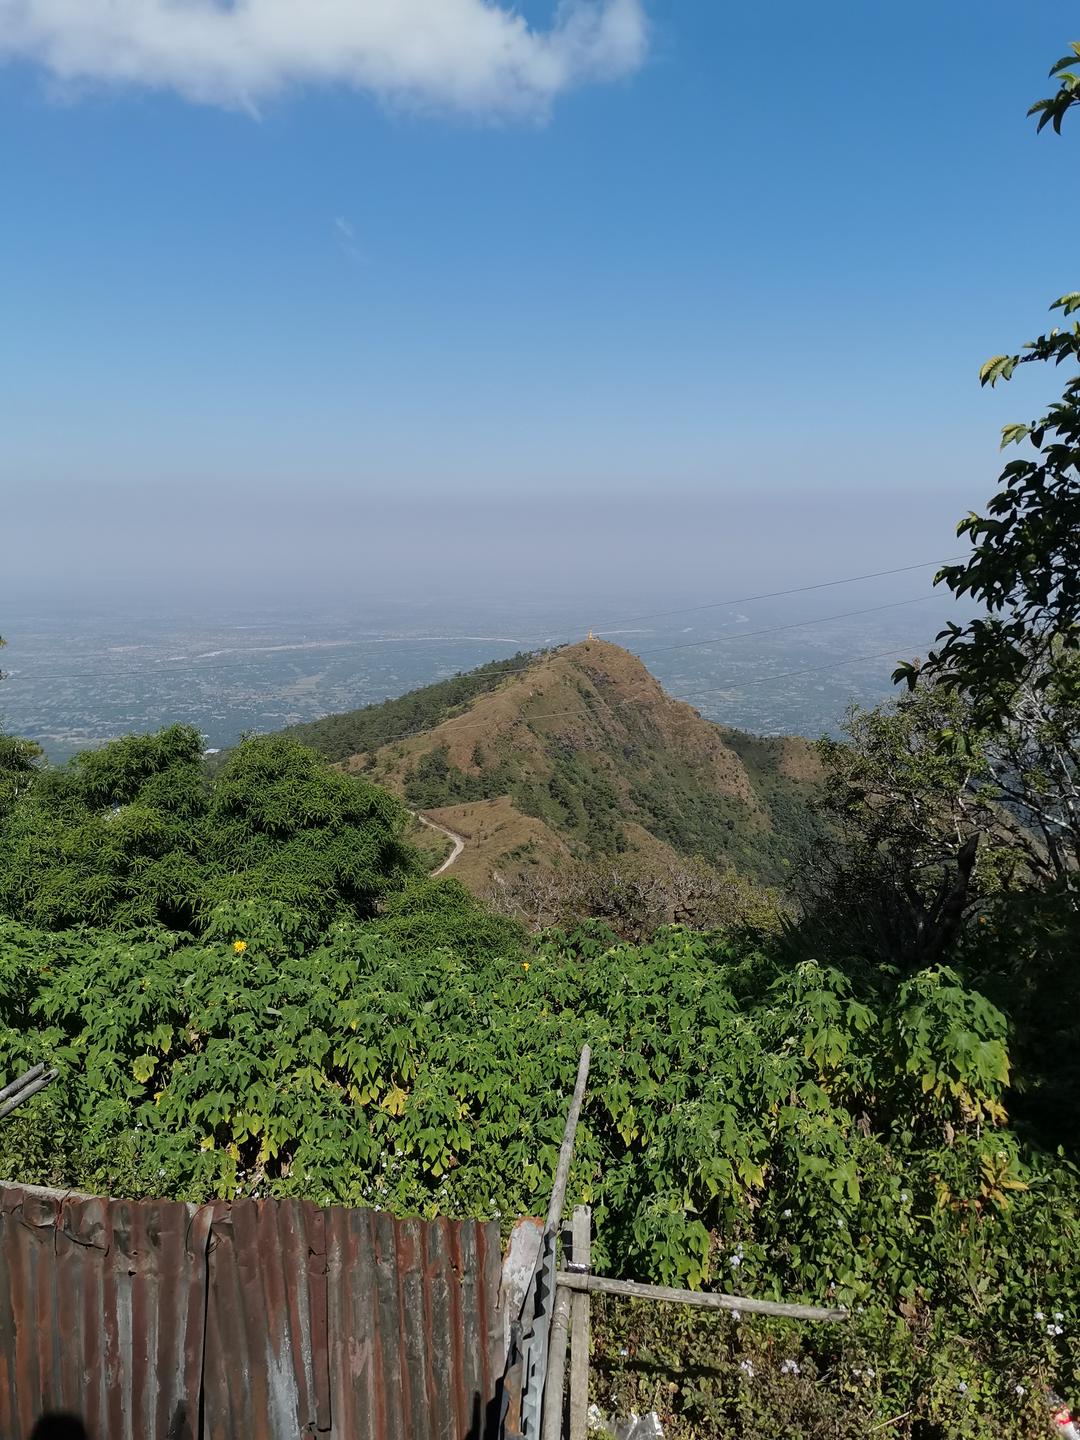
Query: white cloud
0,0,648,116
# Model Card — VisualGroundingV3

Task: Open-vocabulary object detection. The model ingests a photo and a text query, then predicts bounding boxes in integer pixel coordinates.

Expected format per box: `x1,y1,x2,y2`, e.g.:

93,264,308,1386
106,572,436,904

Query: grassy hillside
325,639,827,891
279,649,549,759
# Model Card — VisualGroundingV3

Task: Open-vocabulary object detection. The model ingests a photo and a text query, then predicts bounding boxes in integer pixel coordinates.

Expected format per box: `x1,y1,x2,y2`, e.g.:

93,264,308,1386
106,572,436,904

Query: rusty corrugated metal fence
0,1183,505,1440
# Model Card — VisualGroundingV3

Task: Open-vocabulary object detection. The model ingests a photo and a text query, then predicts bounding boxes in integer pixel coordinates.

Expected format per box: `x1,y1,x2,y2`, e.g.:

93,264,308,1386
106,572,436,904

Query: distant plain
0,586,971,760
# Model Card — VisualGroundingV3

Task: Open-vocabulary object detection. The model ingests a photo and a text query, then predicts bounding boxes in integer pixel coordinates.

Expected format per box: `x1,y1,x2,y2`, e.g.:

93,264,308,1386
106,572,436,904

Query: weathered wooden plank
553,1272,848,1323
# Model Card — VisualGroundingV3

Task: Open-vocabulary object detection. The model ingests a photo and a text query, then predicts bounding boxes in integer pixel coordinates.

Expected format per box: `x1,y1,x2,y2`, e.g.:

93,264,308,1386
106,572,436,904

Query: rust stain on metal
0,1183,504,1439
0,1184,210,1440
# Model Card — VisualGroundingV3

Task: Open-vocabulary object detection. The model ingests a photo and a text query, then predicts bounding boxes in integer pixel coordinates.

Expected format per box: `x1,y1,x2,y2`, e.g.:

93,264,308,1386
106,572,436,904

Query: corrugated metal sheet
0,1184,211,1440
202,1197,330,1439
0,1183,504,1440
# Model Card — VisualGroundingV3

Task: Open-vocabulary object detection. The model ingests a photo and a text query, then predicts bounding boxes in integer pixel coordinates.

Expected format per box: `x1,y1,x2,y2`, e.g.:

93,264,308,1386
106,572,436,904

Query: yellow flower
199,1137,215,1151
233,940,248,954
522,961,530,972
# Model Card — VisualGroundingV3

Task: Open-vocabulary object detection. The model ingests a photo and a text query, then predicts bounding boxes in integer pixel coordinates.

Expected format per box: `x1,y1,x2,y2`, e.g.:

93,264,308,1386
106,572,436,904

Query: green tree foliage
897,47,1080,724
1028,41,1080,134
903,296,1080,721
800,674,1080,1145
0,724,420,934
403,745,505,808
802,685,1010,970
0,735,44,814
872,44,1080,1155
0,915,1075,1436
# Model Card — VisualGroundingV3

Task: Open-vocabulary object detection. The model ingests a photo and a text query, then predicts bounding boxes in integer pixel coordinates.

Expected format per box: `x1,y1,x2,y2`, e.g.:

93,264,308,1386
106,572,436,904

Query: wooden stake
541,1285,572,1440
568,1206,591,1440
0,1065,58,1121
0,1063,45,1104
543,1046,591,1238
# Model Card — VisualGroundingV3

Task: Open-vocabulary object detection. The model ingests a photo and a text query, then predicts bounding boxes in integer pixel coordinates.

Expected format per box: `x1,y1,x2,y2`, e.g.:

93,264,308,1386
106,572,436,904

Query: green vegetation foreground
2,43,1080,1435
0,727,1076,1438
0,648,1077,1439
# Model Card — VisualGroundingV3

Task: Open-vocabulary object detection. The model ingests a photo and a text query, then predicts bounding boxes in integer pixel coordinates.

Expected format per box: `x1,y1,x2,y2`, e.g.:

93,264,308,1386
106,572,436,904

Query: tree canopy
897,47,1080,728
0,724,421,935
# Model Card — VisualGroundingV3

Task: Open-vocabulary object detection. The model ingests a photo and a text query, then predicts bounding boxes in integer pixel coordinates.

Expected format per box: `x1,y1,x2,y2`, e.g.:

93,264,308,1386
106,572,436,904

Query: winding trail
412,811,467,875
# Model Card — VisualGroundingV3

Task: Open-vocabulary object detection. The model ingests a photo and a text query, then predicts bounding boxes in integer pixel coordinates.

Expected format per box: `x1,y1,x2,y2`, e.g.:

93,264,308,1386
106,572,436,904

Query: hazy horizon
2,2,1069,755
5,486,977,605
2,1,1074,603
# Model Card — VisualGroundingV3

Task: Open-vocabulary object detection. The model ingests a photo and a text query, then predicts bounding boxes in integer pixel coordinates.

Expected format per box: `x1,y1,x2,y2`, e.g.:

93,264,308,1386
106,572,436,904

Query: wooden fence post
540,1285,572,1440
568,1206,591,1440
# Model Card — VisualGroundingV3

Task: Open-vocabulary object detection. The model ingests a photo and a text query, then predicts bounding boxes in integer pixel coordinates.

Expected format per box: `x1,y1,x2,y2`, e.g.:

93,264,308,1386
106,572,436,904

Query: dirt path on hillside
412,811,467,875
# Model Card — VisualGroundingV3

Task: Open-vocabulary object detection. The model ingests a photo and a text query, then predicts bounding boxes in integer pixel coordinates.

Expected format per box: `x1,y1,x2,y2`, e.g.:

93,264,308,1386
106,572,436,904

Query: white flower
1015,1385,1026,1397
730,1309,742,1322
1054,1311,1065,1322
957,1382,968,1394
1047,1324,1058,1336
781,1359,800,1375
739,1361,754,1378
865,1369,875,1380
730,1254,742,1269
782,1208,792,1218
899,1191,909,1203
1035,1311,1045,1321
1054,1325,1064,1336
619,1347,629,1358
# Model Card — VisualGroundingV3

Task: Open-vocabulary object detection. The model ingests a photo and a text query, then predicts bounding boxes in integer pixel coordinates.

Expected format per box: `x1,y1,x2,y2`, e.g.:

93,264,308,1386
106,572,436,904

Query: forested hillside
280,649,548,760
327,639,828,903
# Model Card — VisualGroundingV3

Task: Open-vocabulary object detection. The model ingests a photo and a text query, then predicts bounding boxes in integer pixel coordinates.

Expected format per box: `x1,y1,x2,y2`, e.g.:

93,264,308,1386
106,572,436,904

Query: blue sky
1,1,1077,595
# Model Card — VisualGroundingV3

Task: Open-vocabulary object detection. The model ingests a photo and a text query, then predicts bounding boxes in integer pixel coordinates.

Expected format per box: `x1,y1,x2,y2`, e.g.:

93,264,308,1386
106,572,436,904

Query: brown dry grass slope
341,640,825,898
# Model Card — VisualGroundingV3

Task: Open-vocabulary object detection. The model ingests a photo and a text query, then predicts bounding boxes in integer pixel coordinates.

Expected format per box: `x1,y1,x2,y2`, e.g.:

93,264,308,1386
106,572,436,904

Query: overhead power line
12,552,965,687
587,554,966,634
635,593,939,658
735,646,923,689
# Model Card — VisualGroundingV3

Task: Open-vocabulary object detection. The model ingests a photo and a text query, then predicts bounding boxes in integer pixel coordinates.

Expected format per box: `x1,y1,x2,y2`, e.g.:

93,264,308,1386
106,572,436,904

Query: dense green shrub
403,745,505,808
0,725,419,933
0,913,1075,1436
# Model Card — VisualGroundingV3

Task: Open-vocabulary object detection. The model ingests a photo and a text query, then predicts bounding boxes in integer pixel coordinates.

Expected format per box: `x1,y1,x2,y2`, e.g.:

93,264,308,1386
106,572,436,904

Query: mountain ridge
306,639,828,895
